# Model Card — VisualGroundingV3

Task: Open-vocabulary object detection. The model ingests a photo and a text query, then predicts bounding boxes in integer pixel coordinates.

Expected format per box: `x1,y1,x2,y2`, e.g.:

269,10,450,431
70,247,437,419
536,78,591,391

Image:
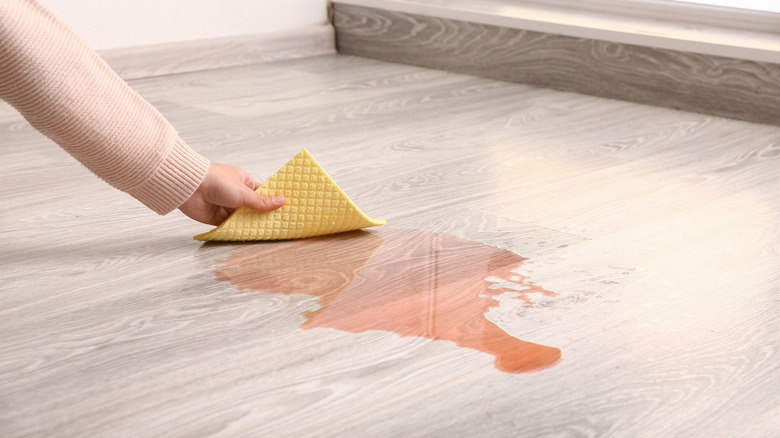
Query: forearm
0,0,209,214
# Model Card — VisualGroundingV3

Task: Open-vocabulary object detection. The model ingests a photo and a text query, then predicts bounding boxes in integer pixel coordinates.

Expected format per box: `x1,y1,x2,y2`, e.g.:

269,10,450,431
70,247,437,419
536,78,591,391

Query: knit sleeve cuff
126,135,210,215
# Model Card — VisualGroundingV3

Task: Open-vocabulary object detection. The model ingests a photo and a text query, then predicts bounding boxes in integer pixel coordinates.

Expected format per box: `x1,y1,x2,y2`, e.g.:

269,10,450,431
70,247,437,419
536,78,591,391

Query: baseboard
333,3,780,126
100,24,336,80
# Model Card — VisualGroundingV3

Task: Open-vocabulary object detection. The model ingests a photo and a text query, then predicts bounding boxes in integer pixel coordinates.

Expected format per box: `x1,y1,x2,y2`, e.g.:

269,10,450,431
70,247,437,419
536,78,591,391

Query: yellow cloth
194,149,386,241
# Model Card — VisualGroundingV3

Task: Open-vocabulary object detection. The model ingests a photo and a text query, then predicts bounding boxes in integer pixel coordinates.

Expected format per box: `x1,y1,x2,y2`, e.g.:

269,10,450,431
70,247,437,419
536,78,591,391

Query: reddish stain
215,228,563,373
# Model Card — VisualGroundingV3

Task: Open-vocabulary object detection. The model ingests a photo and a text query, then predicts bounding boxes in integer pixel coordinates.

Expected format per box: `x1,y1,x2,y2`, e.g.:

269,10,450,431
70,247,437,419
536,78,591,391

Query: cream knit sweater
0,0,210,214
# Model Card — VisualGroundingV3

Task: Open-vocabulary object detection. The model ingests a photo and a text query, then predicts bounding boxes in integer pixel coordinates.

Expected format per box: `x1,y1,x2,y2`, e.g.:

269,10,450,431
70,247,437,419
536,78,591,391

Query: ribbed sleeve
0,0,210,214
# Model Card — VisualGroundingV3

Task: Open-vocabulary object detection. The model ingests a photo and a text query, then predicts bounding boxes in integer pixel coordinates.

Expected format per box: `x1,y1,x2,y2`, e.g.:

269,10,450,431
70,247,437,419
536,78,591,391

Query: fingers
181,163,285,226
244,173,262,191
239,169,282,209
240,185,285,212
210,206,231,226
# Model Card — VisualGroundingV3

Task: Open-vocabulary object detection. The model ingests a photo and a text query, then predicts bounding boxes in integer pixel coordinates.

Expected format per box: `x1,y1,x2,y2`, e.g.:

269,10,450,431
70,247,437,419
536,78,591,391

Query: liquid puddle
215,228,563,373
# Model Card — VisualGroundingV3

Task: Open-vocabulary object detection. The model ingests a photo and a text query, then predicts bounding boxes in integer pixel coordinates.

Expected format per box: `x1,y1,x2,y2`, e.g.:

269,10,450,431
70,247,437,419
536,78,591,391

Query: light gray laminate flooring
1,54,779,437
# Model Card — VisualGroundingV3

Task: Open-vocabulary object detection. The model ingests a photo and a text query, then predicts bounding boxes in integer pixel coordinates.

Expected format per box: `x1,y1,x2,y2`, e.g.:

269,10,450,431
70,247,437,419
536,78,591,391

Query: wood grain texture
2,54,780,437
100,24,336,80
334,3,780,126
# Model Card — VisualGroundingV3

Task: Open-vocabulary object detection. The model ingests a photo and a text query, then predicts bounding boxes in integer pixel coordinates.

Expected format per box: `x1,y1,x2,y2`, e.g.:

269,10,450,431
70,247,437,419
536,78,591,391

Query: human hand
179,163,284,225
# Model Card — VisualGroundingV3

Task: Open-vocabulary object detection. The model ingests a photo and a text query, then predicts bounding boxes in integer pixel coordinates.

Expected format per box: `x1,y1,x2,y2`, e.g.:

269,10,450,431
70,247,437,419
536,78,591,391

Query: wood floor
1,53,779,437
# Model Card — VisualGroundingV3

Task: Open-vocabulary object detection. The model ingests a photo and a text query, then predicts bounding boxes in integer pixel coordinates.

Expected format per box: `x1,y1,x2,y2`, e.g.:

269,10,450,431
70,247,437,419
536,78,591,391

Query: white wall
39,0,330,50
671,0,780,13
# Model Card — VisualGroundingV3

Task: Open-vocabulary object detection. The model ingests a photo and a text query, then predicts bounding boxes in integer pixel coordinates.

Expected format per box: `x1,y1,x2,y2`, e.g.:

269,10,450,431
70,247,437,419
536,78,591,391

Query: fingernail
273,195,285,205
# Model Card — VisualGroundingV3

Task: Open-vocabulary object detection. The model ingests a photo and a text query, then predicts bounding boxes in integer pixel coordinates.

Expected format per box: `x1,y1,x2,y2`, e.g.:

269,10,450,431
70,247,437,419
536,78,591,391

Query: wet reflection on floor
215,228,563,373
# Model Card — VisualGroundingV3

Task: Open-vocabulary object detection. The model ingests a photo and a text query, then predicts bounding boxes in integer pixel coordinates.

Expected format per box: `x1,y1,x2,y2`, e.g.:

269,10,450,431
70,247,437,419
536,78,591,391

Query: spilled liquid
215,228,563,373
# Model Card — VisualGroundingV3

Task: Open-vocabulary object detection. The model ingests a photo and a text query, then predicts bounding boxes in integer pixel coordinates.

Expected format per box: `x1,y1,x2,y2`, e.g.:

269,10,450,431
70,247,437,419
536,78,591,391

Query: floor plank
1,54,779,437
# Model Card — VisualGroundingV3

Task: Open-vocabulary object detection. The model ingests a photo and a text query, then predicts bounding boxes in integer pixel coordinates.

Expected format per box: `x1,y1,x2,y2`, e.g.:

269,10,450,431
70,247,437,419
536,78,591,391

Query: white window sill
333,0,780,63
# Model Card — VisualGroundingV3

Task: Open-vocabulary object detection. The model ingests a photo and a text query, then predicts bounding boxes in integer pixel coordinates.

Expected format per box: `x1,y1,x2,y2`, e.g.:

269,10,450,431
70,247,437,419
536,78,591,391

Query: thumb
241,186,285,212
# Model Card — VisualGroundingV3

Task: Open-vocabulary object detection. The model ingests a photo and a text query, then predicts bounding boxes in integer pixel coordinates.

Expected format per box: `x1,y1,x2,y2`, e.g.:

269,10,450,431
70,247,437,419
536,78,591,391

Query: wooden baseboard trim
100,24,336,80
334,4,780,126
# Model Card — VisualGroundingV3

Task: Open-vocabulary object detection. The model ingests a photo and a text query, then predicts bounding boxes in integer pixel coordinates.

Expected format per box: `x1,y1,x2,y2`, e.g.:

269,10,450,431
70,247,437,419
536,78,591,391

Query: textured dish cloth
194,149,386,241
